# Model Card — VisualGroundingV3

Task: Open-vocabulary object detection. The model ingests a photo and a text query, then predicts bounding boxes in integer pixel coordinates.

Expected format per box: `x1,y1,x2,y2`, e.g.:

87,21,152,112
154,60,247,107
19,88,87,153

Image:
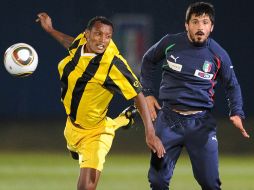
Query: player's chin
195,36,205,42
193,38,207,46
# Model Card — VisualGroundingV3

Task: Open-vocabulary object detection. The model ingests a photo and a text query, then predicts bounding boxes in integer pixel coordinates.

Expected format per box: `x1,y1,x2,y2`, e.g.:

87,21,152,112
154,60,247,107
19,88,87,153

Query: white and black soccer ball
3,43,38,77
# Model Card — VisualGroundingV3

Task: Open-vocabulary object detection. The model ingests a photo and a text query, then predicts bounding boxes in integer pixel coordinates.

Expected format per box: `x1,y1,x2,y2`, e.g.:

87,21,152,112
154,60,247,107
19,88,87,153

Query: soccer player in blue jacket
140,2,250,190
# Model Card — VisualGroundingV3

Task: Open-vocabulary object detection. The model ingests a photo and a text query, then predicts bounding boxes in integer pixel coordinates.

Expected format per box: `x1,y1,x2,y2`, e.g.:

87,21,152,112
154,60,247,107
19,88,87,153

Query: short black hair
86,16,114,31
185,2,215,24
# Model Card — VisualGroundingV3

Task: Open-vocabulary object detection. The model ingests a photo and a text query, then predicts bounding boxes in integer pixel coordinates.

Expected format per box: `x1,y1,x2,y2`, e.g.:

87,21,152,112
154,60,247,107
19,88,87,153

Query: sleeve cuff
229,111,245,120
142,88,154,97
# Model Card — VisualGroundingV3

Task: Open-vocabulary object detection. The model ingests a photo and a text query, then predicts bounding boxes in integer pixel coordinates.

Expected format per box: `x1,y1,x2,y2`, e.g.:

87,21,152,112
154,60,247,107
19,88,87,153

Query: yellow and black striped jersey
58,33,142,129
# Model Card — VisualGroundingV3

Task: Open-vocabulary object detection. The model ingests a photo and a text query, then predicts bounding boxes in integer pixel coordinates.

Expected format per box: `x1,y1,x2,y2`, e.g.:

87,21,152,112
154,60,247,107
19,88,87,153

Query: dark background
0,0,253,153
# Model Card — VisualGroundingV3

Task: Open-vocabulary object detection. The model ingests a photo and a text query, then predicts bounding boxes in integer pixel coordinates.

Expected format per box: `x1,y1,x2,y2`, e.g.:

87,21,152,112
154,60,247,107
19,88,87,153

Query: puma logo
170,55,179,62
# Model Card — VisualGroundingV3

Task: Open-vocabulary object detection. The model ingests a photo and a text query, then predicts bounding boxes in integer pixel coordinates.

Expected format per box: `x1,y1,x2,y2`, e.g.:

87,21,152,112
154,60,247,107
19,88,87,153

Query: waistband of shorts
67,116,108,130
162,104,210,118
68,117,83,129
172,109,203,115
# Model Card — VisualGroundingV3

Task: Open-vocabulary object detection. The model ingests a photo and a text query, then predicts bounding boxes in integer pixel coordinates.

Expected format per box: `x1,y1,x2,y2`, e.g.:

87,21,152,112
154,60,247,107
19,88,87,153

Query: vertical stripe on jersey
104,56,141,99
208,47,222,102
104,75,123,95
60,46,82,100
69,38,81,51
112,56,138,87
69,54,103,121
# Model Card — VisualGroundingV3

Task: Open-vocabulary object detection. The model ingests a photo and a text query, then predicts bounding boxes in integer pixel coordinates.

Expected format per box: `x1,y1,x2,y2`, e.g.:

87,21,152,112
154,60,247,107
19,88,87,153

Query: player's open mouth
195,31,204,36
97,44,104,50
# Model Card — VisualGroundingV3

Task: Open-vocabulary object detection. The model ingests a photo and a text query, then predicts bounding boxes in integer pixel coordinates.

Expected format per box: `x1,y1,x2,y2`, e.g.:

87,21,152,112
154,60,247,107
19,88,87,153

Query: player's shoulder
153,32,185,53
208,38,229,58
159,32,185,43
68,33,85,53
114,54,127,64
72,33,85,45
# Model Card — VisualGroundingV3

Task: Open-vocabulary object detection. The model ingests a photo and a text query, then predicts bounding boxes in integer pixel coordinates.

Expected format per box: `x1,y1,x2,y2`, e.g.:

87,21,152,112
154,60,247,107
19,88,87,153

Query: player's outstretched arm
134,93,165,158
36,12,74,49
230,115,250,138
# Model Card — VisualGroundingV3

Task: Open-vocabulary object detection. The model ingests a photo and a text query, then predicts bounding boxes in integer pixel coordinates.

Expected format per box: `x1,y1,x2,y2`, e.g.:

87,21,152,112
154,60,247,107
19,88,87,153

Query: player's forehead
90,21,113,34
189,13,211,22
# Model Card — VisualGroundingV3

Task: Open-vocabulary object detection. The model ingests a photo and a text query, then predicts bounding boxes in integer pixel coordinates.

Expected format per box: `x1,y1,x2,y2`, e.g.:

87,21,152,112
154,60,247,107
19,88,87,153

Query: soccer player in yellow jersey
36,12,165,190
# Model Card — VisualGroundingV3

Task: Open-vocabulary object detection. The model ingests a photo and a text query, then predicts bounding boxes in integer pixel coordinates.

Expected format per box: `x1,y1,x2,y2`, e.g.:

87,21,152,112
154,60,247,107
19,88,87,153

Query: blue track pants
148,108,221,190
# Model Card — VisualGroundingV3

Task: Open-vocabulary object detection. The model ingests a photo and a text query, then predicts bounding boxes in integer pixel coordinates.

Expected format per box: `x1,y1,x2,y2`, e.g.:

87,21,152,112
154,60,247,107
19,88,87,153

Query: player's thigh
64,118,84,151
185,112,219,180
154,110,184,149
150,110,183,172
78,122,115,171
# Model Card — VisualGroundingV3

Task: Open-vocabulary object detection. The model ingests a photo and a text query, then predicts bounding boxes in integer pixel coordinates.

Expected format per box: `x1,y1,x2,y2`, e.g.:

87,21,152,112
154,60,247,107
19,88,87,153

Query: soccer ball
3,43,38,77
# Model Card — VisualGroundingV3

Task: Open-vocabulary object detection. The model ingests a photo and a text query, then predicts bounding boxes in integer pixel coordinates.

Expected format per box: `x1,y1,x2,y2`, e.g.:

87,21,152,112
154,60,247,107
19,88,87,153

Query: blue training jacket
140,32,245,118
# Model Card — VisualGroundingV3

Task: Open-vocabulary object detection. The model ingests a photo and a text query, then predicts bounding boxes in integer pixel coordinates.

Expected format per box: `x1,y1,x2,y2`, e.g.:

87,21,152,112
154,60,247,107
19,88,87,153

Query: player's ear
210,25,214,32
185,22,189,32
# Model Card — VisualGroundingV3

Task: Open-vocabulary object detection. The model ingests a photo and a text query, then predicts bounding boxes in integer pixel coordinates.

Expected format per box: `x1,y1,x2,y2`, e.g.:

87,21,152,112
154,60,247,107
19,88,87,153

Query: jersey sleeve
218,51,245,119
140,34,171,96
104,55,142,100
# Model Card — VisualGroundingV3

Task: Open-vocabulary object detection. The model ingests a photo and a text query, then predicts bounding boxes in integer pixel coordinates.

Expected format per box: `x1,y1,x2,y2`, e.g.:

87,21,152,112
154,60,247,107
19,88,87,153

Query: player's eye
203,20,210,25
191,20,198,25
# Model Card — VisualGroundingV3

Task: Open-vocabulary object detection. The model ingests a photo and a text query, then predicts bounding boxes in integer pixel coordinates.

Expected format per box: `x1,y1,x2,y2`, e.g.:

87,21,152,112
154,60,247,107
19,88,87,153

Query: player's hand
36,12,54,33
146,131,165,158
145,96,161,121
230,115,250,138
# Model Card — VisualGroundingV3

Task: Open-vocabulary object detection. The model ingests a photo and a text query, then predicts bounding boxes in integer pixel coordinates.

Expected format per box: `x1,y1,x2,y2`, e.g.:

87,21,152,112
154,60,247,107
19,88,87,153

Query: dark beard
187,32,208,47
192,32,207,47
191,36,207,47
191,40,206,47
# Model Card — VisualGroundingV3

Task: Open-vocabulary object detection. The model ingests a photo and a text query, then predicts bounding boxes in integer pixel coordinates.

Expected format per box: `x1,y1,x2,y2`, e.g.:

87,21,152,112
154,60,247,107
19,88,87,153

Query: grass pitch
0,152,253,190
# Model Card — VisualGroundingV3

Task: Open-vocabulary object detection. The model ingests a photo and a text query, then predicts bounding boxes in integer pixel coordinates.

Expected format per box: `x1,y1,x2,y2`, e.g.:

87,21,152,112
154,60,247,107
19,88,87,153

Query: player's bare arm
134,93,165,158
36,12,74,49
145,95,161,121
230,115,250,138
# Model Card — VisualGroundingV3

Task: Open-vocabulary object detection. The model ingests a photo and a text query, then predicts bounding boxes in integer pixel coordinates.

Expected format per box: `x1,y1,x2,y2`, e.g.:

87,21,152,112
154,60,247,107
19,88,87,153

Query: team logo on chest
202,60,212,72
194,60,214,80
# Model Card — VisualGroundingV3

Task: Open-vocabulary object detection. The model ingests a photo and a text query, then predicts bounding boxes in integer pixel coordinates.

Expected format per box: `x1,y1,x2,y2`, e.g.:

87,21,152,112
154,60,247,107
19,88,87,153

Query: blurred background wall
0,0,253,153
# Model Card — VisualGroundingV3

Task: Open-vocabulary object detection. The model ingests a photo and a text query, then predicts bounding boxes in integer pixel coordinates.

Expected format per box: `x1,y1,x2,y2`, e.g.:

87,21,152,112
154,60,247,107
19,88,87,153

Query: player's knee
77,181,97,190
